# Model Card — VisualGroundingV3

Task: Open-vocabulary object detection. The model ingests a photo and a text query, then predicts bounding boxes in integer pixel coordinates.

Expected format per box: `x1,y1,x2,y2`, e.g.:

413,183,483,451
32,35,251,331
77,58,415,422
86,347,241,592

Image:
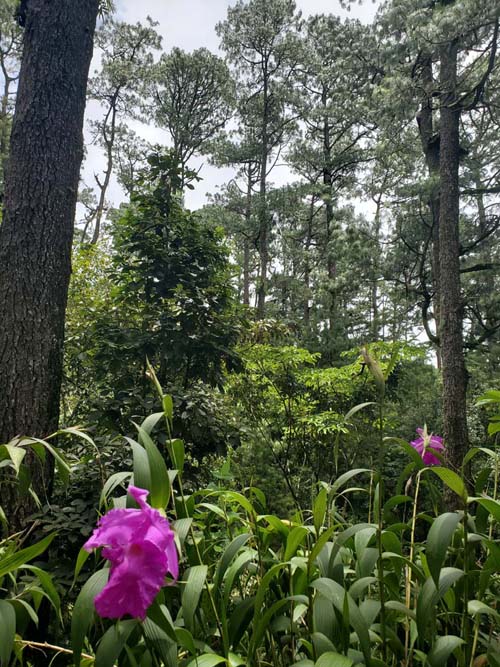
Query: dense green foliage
2,380,500,666
0,0,499,664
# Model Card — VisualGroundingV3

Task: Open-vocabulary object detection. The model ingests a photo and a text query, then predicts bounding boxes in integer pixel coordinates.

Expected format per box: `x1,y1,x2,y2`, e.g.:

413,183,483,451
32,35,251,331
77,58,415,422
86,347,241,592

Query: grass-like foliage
1,375,500,666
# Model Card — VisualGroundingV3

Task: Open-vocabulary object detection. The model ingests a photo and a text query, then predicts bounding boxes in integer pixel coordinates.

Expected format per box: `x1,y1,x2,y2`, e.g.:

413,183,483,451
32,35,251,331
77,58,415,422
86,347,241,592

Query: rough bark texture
256,78,269,319
243,169,253,306
438,40,469,485
323,98,336,351
0,0,99,526
416,52,442,367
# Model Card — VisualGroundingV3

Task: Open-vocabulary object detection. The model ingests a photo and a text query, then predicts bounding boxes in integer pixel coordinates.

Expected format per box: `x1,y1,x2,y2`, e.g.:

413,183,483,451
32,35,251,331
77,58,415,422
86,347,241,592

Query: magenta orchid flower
410,425,445,466
84,485,178,620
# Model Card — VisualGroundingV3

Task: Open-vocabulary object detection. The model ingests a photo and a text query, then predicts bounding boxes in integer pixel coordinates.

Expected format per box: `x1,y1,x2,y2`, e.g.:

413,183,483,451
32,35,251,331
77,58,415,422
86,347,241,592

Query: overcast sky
83,0,380,212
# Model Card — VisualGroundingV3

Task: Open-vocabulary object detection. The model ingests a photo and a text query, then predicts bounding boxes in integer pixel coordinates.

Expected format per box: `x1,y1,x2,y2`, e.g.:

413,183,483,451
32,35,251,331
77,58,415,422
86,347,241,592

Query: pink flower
84,485,178,620
410,426,445,466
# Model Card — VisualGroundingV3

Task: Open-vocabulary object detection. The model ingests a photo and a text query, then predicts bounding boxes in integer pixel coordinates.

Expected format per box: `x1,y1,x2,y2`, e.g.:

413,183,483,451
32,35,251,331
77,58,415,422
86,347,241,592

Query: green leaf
21,437,71,487
462,446,498,466
147,602,178,643
1,444,26,473
99,471,133,507
416,568,464,642
258,514,290,537
142,617,177,667
284,526,308,561
316,652,353,667
427,467,467,502
0,600,15,667
331,469,371,494
140,411,164,436
134,423,171,509
73,548,91,585
308,526,335,574
182,565,208,632
311,578,371,664
468,599,500,619
488,421,500,436
0,532,56,579
163,394,174,423
214,533,250,591
427,635,464,667
313,487,328,535
344,402,375,421
222,549,255,611
94,619,138,667
476,390,500,406
171,438,185,472
186,655,226,667
175,627,197,654
228,596,255,649
23,565,61,617
384,600,416,620
221,490,255,516
72,569,109,667
172,517,193,548
328,523,374,571
470,496,500,522
386,436,425,469
426,512,461,586
128,438,151,491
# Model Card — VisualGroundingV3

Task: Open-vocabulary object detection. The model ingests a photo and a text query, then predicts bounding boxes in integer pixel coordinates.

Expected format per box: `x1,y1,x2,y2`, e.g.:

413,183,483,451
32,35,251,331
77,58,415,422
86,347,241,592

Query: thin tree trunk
416,52,442,368
323,104,336,353
0,0,99,528
371,191,384,341
438,40,469,485
303,196,314,331
89,97,118,245
256,67,269,319
243,169,252,306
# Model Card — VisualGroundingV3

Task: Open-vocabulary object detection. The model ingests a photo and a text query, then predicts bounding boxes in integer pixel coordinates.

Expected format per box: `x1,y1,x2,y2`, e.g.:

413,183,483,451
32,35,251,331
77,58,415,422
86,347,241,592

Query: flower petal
94,539,168,619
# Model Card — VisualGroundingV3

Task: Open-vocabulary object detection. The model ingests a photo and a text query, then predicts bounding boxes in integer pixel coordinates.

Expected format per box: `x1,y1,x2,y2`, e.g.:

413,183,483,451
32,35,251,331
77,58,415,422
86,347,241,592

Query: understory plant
1,377,499,666
66,373,500,667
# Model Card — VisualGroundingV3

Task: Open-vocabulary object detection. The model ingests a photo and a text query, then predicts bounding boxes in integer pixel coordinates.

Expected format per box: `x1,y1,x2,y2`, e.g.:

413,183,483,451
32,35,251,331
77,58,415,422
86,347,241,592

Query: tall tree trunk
322,93,336,352
416,52,442,368
89,95,118,244
438,40,469,484
303,196,314,332
256,74,269,319
243,169,253,306
371,191,384,341
0,0,99,528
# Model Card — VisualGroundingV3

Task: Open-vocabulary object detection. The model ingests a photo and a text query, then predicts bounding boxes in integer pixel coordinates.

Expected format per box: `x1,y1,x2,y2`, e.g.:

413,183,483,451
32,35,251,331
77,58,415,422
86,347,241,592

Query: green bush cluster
1,379,499,666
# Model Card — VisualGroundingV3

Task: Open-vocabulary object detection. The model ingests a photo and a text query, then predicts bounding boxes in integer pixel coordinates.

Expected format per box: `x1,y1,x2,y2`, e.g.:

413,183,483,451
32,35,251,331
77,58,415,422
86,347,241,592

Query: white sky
83,0,380,212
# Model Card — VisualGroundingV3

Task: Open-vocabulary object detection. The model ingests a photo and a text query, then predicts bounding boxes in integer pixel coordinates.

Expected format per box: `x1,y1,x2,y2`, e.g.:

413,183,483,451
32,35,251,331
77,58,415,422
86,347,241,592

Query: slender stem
368,471,374,524
469,618,480,667
462,504,471,664
376,399,387,663
489,454,499,541
405,469,422,666
16,641,100,663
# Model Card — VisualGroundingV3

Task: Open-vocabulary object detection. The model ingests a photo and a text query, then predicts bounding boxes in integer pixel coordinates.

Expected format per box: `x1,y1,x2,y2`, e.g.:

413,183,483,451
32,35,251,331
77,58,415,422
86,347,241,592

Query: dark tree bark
243,169,253,306
0,0,99,526
256,68,269,319
322,94,337,351
438,40,469,483
416,52,442,367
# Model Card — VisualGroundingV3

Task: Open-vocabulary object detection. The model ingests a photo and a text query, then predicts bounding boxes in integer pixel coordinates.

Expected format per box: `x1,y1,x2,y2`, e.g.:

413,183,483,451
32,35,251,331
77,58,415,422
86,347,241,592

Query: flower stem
405,469,422,666
376,399,387,664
